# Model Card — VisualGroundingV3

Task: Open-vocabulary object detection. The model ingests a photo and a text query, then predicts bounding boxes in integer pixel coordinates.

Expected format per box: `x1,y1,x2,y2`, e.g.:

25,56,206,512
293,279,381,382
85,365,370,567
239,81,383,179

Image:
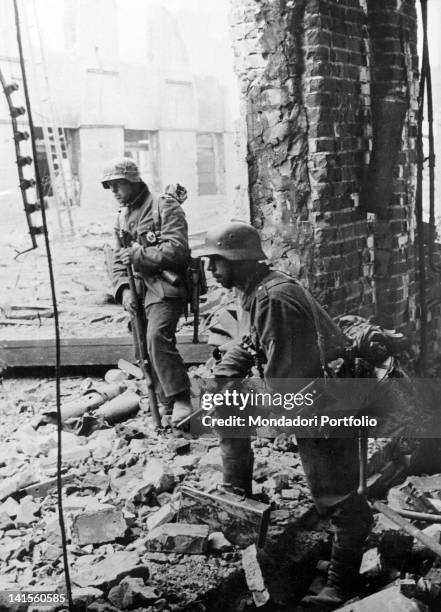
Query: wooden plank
0,334,212,368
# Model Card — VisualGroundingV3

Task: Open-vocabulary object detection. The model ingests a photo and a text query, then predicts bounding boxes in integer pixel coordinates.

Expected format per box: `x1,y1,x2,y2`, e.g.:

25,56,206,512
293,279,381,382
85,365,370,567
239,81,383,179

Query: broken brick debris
166,438,191,454
15,496,40,527
117,358,143,380
156,492,173,506
0,466,38,501
416,567,441,604
359,547,384,580
72,586,104,609
47,445,90,465
0,496,20,517
4,366,441,612
64,495,103,512
71,506,127,545
143,459,175,493
72,551,148,590
145,503,177,532
173,454,200,469
412,524,441,558
107,576,159,609
128,438,148,454
197,446,223,471
144,523,209,554
280,488,300,500
208,531,233,553
0,511,14,530
241,544,270,608
336,586,429,611
401,481,441,514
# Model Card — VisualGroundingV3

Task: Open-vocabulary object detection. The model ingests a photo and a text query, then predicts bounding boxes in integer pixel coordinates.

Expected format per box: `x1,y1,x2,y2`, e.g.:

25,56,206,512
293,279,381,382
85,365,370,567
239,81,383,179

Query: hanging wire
12,0,73,608
415,0,429,376
420,0,439,272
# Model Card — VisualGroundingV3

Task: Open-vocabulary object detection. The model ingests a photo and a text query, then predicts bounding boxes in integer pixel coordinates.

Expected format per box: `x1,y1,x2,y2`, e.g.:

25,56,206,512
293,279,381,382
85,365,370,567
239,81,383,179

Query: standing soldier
195,221,373,611
102,157,193,425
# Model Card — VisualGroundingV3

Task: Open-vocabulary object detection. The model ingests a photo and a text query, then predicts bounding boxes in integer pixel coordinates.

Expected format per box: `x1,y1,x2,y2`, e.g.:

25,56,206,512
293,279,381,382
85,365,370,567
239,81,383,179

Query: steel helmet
194,221,267,261
102,157,142,188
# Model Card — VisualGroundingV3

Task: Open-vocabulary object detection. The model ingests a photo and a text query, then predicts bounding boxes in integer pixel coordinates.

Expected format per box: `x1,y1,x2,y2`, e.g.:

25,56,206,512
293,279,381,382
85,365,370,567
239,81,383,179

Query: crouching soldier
195,221,373,610
102,157,193,426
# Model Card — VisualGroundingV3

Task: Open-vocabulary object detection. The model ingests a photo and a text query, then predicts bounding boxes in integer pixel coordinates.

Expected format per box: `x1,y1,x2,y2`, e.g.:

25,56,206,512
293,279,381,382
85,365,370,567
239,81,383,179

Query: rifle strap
301,285,329,378
118,206,131,247
151,193,163,234
271,271,329,377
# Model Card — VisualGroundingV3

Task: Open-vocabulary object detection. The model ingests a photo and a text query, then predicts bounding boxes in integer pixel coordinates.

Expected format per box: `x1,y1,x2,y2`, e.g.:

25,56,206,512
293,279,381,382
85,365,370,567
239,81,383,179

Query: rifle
116,207,161,429
190,258,201,343
189,257,206,344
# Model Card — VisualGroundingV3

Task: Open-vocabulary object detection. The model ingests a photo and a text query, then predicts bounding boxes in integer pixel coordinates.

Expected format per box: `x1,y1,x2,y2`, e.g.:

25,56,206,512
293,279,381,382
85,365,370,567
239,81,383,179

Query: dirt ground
0,204,130,341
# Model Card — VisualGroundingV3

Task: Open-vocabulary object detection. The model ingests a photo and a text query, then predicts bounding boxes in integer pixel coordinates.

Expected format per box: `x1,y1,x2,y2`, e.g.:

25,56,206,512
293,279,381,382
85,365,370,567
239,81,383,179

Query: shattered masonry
229,0,440,361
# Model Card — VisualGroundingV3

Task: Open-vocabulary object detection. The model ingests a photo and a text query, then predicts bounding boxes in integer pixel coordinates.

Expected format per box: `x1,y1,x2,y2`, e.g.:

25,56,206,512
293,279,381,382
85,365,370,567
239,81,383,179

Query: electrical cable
420,0,439,273
12,0,73,608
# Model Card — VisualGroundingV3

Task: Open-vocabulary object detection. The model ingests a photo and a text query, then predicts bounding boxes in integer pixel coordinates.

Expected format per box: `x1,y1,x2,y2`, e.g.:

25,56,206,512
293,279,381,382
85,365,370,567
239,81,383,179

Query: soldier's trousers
145,300,190,402
219,436,372,549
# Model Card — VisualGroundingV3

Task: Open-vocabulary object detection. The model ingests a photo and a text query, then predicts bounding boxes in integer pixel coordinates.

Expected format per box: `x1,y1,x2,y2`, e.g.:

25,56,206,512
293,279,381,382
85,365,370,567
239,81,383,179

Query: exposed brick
231,0,423,358
305,29,332,47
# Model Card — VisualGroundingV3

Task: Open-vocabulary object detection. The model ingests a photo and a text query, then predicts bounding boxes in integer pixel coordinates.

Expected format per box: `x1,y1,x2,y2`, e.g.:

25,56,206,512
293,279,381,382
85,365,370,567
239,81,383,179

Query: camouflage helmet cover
194,221,267,261
102,157,142,188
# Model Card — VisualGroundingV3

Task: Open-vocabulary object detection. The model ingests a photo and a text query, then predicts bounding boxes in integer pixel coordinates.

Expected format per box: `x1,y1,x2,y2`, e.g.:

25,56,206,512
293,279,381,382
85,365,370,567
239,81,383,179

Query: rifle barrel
125,264,161,429
115,228,161,429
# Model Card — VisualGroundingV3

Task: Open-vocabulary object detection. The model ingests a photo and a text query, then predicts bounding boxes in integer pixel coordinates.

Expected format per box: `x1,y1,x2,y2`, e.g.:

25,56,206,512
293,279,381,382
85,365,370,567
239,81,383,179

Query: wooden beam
0,334,212,369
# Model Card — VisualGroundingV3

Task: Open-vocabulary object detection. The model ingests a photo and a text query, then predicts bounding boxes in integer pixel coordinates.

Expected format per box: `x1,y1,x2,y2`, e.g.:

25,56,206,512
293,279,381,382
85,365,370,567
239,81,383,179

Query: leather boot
171,390,193,427
301,544,362,610
219,437,253,496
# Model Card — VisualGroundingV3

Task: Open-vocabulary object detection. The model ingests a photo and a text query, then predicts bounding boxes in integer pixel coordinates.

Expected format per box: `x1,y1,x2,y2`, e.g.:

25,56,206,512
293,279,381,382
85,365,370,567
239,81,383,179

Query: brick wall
230,0,433,365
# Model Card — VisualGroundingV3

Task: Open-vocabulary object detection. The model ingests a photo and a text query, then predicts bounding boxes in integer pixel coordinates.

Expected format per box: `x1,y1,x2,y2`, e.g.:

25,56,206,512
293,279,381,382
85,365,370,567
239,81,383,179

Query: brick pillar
365,0,419,330
230,0,419,333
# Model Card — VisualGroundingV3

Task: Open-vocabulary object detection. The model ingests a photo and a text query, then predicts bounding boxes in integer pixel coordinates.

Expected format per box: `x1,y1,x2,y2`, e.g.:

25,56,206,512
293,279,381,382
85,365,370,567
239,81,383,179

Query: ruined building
0,0,243,233
230,0,441,369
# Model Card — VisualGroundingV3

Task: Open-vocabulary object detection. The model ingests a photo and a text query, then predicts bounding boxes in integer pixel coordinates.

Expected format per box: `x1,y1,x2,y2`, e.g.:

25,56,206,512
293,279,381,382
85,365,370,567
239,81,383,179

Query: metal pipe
373,501,441,558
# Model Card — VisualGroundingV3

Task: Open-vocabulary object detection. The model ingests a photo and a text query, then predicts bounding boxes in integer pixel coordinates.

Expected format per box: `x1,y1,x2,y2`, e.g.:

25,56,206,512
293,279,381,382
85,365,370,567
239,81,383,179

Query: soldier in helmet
102,157,192,425
195,221,372,611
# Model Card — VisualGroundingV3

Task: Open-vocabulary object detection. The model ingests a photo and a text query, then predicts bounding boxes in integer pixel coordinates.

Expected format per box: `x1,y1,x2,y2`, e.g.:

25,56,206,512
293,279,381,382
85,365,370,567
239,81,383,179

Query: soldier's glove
119,247,133,266
122,288,138,316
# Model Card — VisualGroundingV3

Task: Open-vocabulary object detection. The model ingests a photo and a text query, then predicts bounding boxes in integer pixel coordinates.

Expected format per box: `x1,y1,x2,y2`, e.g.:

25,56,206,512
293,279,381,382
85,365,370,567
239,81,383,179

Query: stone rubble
1,371,441,610
241,544,270,608
144,523,210,555
71,507,127,546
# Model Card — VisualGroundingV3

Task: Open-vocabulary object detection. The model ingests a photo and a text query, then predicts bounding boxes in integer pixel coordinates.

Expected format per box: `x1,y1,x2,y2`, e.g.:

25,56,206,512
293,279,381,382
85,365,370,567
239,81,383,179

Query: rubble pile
296,476,441,611
2,369,441,611
0,369,316,612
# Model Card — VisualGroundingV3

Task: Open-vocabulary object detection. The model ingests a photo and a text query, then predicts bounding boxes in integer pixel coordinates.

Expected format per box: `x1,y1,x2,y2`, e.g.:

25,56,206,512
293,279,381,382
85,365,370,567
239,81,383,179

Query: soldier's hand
122,288,138,315
119,247,133,266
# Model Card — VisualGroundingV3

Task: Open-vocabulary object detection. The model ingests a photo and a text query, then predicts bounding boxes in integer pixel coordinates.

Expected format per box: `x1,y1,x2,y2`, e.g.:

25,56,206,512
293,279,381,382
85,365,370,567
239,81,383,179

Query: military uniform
112,184,191,403
214,265,373,605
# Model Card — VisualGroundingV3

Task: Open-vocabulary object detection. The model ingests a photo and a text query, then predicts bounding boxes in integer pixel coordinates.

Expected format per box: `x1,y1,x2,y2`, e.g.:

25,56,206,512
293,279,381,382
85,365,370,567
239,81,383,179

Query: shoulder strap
151,193,162,232
301,287,328,376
